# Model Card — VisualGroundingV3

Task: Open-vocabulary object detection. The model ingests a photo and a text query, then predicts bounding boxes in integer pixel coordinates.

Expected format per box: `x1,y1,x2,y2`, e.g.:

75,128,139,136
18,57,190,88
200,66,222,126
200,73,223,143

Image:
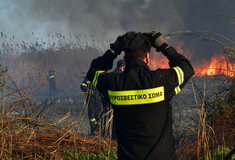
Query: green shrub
200,145,235,160
63,149,118,160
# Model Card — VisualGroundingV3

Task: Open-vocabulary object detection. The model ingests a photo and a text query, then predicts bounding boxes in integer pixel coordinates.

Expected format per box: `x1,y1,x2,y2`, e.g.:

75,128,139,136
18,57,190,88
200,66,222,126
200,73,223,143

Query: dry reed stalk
0,115,117,159
176,75,234,159
165,30,235,54
195,77,215,159
0,78,117,159
76,89,91,134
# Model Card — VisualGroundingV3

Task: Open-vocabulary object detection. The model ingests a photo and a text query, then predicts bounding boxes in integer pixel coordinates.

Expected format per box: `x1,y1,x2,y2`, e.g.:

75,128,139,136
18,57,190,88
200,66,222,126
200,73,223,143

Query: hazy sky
0,0,234,43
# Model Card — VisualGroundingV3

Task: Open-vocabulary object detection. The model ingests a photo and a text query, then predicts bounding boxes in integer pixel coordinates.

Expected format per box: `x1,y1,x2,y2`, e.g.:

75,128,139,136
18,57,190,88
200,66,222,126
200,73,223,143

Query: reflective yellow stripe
90,118,96,122
174,86,181,95
48,75,55,78
108,86,165,105
81,83,87,87
173,67,184,95
87,80,91,84
92,71,105,88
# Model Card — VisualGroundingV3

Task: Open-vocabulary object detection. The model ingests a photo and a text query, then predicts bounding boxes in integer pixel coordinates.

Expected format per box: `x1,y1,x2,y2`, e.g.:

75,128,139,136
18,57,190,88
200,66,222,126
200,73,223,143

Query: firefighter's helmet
117,60,125,68
49,69,55,74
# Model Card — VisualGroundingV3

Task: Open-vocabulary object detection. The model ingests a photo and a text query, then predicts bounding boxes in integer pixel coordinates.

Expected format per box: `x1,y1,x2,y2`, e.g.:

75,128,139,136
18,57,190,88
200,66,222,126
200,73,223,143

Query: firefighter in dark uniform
47,69,57,95
114,59,125,73
85,31,194,159
80,77,106,135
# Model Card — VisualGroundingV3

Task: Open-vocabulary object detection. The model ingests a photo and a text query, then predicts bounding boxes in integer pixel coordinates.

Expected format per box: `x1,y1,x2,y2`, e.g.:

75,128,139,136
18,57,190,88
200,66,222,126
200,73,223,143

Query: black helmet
49,69,55,74
123,32,150,52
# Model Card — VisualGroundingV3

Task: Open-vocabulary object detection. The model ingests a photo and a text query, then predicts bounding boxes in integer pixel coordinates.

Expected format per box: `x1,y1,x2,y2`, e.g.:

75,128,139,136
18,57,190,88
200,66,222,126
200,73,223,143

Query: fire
150,50,169,69
196,54,234,77
150,41,234,77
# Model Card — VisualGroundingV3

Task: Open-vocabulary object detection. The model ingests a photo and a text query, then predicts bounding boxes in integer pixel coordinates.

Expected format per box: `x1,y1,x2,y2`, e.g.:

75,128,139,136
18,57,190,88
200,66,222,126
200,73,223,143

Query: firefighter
114,59,125,73
85,31,194,159
47,69,56,96
80,77,106,135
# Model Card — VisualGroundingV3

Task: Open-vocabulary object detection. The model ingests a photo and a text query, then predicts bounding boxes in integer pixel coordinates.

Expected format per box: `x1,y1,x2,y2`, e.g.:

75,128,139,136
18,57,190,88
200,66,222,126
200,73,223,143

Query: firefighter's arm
85,50,117,100
145,31,194,97
160,46,195,98
87,49,117,82
86,34,128,89
144,31,194,81
161,46,195,81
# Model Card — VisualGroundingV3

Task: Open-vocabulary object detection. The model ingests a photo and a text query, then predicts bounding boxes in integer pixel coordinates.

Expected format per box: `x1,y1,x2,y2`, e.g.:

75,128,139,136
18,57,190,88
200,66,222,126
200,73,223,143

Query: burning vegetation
150,40,234,77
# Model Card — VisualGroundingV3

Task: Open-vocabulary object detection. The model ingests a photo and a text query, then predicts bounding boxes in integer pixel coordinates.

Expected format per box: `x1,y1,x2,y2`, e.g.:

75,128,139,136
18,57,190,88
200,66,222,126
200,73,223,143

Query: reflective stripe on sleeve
81,83,87,87
108,86,165,105
90,118,96,122
48,75,55,79
173,67,184,95
92,71,105,88
174,86,181,95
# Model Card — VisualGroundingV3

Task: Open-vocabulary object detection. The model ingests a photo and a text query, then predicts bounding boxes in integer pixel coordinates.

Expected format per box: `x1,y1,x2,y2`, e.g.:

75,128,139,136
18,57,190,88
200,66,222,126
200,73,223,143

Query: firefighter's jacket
86,46,195,160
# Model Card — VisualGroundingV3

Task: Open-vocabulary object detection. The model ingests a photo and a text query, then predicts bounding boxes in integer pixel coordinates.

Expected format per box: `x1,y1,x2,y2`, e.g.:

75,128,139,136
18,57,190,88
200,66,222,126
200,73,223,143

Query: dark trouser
88,100,103,134
49,80,56,96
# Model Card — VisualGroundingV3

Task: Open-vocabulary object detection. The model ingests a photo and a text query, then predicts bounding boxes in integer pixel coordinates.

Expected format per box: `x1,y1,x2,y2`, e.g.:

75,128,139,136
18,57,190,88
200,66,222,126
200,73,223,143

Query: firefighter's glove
110,35,125,55
143,31,168,52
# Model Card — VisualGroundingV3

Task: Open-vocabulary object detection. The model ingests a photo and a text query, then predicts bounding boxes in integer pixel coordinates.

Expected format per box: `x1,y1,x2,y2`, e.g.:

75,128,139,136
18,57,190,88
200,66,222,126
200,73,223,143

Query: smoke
0,0,234,59
2,0,233,38
10,0,184,39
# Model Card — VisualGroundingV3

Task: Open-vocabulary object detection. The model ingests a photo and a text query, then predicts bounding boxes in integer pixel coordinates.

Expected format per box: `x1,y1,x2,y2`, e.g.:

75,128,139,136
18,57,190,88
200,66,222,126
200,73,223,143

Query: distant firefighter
114,59,125,73
47,69,57,95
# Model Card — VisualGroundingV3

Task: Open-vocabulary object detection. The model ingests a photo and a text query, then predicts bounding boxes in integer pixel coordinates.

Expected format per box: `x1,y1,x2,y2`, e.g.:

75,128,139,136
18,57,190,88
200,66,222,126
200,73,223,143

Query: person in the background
47,69,57,96
80,77,106,135
113,59,125,73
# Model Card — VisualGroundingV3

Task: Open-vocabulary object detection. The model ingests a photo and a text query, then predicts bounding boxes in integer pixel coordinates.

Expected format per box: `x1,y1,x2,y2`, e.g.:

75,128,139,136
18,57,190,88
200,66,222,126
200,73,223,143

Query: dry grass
0,115,117,159
176,77,235,160
0,70,117,160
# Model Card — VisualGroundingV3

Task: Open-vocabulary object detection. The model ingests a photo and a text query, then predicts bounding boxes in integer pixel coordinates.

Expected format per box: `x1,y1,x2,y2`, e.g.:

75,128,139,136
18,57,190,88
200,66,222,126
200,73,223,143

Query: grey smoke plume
0,0,234,62
1,0,234,39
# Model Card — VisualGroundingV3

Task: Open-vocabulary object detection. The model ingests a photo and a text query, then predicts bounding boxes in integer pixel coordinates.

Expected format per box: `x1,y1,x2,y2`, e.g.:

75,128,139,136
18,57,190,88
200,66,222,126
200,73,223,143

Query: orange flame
196,54,234,77
150,41,234,77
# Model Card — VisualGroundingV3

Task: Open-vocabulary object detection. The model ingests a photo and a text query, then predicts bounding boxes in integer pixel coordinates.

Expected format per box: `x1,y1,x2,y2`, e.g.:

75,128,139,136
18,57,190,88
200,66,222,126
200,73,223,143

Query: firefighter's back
110,59,177,160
